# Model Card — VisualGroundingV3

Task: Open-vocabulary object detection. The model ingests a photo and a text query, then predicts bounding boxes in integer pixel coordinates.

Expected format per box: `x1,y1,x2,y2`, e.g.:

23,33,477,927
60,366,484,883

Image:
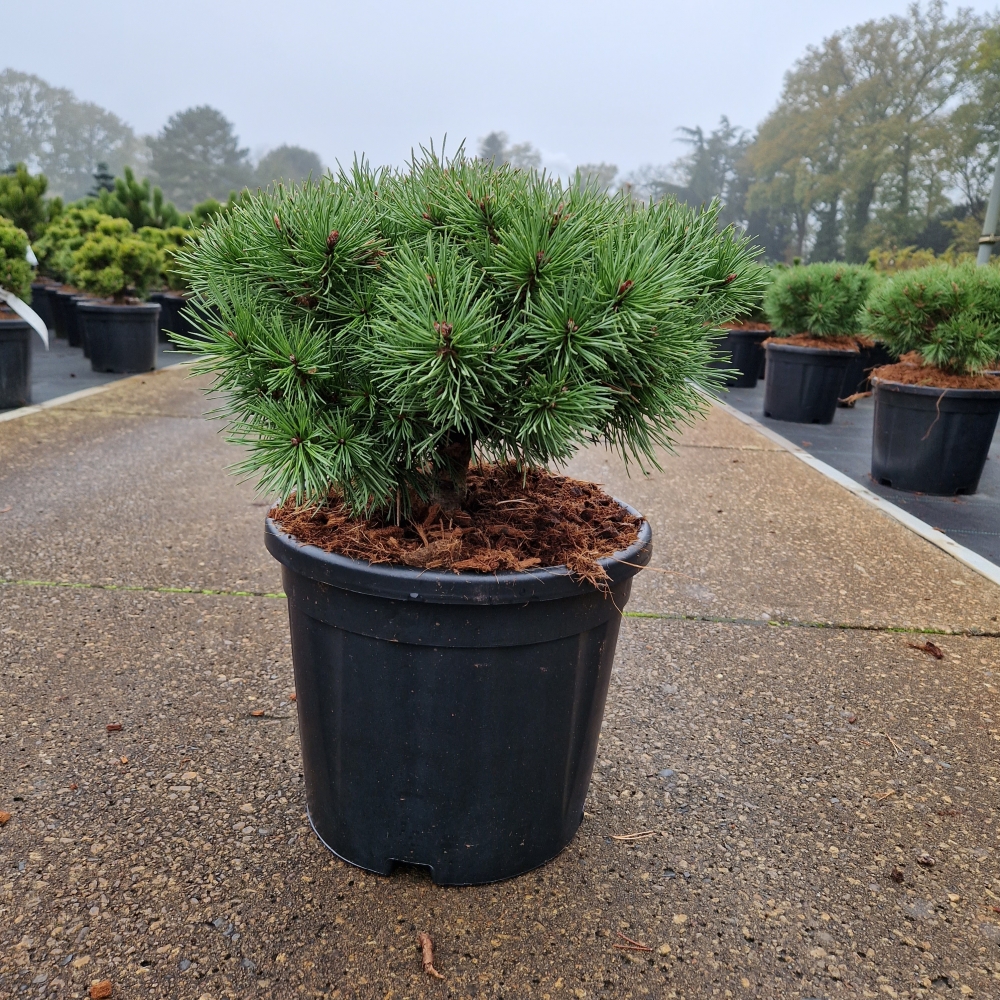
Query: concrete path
1,368,999,1000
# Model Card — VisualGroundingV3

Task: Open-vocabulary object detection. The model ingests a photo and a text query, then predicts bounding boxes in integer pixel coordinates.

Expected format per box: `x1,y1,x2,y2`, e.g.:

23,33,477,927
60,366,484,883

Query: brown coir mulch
722,321,771,332
872,352,1000,390
270,464,642,585
763,334,860,351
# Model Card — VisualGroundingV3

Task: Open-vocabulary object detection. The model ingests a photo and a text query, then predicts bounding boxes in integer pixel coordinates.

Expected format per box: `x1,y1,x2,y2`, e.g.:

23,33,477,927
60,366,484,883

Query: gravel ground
2,368,999,999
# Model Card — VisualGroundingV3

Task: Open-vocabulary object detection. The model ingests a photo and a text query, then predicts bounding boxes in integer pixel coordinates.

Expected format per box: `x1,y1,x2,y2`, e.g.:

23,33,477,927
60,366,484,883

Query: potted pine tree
762,262,875,423
0,163,58,332
177,150,763,885
71,217,163,373
142,226,193,342
0,217,35,408
864,263,1000,495
712,272,773,388
35,206,106,349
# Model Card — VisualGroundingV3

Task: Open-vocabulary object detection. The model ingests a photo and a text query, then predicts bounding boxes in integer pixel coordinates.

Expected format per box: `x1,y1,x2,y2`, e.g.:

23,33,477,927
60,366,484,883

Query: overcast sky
10,0,1000,177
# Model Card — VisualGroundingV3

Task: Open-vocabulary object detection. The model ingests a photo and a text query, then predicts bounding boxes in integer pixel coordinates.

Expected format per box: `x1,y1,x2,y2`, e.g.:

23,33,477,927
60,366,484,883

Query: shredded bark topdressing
722,320,771,332
872,352,1000,390
270,464,642,586
763,334,860,351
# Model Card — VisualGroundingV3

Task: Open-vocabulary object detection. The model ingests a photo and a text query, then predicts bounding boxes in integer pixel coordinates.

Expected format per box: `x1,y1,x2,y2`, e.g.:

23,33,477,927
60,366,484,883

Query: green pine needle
179,146,766,511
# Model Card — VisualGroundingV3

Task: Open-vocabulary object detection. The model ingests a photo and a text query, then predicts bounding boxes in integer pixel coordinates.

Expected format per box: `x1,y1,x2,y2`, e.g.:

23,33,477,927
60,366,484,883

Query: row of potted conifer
31,207,199,374
0,163,231,408
715,261,1000,498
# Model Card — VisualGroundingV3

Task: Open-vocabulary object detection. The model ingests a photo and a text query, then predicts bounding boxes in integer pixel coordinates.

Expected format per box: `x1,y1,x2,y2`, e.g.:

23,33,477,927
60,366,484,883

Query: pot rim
720,328,770,340
764,340,857,356
871,376,1000,400
265,500,653,605
76,300,161,312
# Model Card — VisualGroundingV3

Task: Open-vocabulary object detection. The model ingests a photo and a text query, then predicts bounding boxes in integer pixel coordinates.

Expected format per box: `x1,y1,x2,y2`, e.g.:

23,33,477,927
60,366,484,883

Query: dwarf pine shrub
764,262,877,338
0,216,32,299
178,147,765,513
70,217,163,300
862,263,1000,374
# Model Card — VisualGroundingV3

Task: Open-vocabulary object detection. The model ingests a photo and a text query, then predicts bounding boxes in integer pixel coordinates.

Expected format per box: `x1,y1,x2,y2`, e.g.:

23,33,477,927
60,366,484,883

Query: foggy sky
10,0,999,176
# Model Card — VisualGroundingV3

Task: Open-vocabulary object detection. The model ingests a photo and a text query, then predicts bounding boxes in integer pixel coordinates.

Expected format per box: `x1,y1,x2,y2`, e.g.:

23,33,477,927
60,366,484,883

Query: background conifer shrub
764,262,877,337
0,217,32,298
862,263,1000,374
34,207,107,281
70,217,163,301
178,149,765,513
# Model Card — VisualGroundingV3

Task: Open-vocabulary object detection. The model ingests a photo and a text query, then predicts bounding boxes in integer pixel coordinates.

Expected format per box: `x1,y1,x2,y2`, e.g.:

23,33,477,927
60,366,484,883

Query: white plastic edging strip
0,361,192,425
711,395,1000,590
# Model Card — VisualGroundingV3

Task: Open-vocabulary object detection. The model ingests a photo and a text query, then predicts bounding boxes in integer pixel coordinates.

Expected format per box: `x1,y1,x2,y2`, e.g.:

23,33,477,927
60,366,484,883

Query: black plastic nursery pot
29,283,54,330
838,342,895,404
148,291,190,343
712,328,769,388
871,377,1000,495
45,286,64,336
77,301,160,373
51,289,80,344
0,317,32,409
763,341,856,424
264,508,652,886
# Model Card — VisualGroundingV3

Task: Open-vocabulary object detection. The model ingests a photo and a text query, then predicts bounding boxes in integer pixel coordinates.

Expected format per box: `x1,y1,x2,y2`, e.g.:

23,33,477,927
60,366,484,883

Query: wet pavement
1,368,999,999
721,382,1000,565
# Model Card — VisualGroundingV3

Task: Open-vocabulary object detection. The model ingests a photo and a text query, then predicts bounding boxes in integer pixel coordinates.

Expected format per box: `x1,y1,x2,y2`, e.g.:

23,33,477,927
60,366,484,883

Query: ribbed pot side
265,507,653,885
871,377,1000,495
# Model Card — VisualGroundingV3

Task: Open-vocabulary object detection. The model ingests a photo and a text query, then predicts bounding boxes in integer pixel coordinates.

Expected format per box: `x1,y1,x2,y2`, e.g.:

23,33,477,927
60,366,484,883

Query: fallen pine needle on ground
417,932,445,979
611,830,657,841
907,640,944,659
614,931,652,952
885,733,903,754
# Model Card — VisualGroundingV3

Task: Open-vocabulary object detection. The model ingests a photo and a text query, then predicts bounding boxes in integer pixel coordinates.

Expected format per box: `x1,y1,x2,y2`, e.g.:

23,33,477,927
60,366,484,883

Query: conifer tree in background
256,145,324,187
89,162,116,196
477,132,542,170
576,164,618,193
0,70,148,201
177,147,765,513
148,106,253,210
93,166,181,229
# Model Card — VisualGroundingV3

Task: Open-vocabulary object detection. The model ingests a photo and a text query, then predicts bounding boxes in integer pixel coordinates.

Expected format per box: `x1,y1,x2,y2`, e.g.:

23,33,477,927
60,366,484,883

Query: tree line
624,1,999,263
0,70,323,208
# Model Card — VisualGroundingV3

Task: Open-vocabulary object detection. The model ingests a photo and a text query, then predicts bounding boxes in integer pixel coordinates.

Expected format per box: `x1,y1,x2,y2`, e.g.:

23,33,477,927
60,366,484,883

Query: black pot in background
0,318,32,409
763,341,856,424
838,342,896,405
149,292,191,343
711,328,769,388
29,283,55,331
147,292,166,336
51,289,78,342
265,509,652,886
44,285,66,338
54,289,90,349
77,301,160,373
871,377,1000,495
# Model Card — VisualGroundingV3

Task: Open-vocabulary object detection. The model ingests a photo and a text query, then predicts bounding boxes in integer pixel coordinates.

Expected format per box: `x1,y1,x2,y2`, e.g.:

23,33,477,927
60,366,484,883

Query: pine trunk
431,432,473,511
